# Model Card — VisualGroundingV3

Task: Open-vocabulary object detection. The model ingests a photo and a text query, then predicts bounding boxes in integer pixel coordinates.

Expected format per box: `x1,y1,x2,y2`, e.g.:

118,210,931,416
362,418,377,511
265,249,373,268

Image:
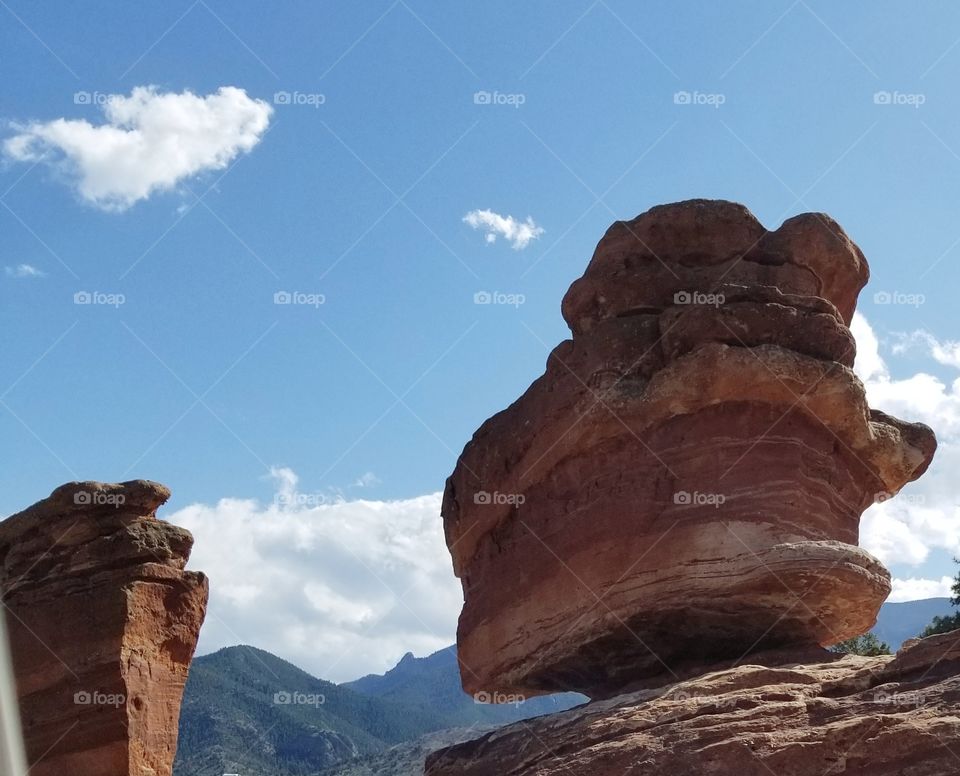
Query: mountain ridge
175,597,955,775
175,643,583,775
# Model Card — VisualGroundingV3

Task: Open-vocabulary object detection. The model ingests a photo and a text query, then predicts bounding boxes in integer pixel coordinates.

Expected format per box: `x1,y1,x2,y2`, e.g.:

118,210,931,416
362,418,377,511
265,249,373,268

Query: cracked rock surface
426,632,960,775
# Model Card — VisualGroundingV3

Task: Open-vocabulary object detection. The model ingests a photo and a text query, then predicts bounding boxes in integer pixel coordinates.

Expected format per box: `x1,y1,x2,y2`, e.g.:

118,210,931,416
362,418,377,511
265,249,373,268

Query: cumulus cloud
463,208,544,250
850,312,888,382
860,505,932,566
3,86,272,211
889,576,955,603
168,468,461,683
852,313,960,440
4,263,45,279
854,313,960,573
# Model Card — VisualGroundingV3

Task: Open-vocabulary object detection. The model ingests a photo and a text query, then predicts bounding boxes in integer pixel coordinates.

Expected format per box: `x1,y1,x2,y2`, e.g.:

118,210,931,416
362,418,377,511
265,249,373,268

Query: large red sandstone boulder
442,200,936,699
425,631,960,775
0,480,208,776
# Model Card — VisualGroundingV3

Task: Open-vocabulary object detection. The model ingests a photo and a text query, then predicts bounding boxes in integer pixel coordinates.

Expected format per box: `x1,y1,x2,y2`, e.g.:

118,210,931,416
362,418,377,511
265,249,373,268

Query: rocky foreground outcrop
442,199,936,700
425,631,960,775
0,480,207,776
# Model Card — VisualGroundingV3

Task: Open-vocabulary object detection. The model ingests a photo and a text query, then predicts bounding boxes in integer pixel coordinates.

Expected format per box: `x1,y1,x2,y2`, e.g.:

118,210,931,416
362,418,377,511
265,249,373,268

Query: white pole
0,607,28,776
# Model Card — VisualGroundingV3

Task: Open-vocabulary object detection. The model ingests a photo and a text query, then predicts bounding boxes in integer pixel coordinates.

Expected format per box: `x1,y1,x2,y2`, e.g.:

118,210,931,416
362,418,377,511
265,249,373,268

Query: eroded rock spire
0,480,207,776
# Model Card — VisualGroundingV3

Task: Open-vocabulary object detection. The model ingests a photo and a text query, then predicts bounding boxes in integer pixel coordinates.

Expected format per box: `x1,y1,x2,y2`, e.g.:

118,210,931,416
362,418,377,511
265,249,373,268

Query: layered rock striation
425,632,960,775
0,480,208,776
441,200,936,699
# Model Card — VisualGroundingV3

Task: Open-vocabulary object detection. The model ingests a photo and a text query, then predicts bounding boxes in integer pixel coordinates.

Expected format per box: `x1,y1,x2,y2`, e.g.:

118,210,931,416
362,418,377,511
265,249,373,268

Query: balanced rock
0,480,208,776
425,631,960,775
442,200,936,699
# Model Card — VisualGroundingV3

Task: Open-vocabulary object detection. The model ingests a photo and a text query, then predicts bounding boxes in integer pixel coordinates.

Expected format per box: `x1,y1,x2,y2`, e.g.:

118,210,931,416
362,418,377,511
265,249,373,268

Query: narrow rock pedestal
0,480,208,776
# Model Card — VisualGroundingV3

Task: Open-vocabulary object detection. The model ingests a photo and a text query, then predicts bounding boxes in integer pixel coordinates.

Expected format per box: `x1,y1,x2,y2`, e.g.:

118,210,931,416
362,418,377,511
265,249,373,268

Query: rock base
426,631,960,775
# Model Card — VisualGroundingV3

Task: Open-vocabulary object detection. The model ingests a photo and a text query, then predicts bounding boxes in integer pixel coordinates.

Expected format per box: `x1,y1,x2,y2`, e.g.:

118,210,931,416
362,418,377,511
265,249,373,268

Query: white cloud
168,468,461,683
4,86,272,211
268,464,299,501
852,312,960,438
352,471,381,488
851,312,888,382
463,208,544,250
892,330,960,370
4,263,45,279
860,505,932,566
889,576,955,603
855,313,960,576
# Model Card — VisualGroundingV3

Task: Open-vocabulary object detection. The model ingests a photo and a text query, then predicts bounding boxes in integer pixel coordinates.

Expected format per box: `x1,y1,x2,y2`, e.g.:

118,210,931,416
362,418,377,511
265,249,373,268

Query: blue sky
2,1,960,678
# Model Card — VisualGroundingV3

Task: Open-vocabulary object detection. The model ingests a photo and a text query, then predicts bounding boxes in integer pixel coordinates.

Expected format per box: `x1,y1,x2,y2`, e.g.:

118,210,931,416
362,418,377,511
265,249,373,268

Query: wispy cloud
892,329,960,370
4,263,46,279
352,471,381,488
463,208,544,250
3,86,272,211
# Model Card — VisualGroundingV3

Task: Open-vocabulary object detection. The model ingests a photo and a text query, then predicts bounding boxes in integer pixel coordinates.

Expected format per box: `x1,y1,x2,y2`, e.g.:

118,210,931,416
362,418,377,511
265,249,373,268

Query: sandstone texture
425,630,960,775
441,200,936,699
0,480,208,776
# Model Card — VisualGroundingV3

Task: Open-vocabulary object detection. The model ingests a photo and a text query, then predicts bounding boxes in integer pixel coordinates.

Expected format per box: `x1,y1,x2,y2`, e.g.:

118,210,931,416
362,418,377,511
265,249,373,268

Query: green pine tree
828,632,891,656
920,558,960,637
